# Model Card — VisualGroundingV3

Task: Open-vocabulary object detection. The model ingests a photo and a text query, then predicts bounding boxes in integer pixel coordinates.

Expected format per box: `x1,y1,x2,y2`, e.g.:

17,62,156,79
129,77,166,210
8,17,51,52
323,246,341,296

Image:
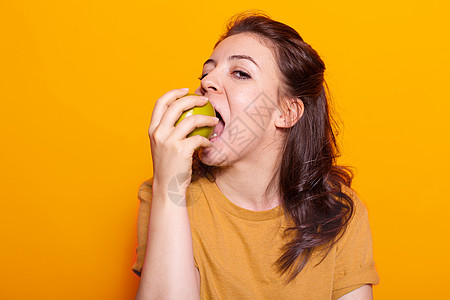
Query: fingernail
181,88,189,91
213,117,219,122
200,96,209,100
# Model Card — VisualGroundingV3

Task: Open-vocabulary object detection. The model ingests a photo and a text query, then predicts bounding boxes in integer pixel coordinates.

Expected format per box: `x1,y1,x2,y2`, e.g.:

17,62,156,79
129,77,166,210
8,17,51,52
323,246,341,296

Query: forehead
210,33,277,70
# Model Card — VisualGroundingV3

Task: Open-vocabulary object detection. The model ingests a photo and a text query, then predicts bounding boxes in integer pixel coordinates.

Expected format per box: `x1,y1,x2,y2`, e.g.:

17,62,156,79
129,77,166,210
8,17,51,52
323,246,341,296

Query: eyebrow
203,55,260,69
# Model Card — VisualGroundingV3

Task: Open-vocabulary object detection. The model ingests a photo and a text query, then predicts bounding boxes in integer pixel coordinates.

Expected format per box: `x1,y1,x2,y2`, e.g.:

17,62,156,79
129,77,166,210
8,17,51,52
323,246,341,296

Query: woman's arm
135,89,216,299
134,183,200,300
337,284,373,300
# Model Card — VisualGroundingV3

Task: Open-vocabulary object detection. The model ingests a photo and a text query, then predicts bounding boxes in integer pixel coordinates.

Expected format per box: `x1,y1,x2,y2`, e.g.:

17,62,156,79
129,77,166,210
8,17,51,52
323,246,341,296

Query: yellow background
1,1,448,299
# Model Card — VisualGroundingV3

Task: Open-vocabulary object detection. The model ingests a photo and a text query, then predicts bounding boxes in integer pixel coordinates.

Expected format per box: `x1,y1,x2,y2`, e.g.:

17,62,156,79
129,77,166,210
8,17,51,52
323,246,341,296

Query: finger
149,88,190,133
159,95,210,129
183,134,214,152
172,115,219,140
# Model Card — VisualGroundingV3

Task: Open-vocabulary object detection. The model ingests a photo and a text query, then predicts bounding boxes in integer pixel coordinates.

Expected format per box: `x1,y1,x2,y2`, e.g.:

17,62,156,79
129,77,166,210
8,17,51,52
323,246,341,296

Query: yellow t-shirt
132,176,380,299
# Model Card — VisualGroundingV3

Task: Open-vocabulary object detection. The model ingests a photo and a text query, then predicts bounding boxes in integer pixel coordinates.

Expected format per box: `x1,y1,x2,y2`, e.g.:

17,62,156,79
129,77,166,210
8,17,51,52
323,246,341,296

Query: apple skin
174,93,216,139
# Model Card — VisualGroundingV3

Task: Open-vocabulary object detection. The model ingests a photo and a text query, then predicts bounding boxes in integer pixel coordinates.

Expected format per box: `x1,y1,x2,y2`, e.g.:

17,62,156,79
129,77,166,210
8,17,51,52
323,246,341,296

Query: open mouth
210,109,225,140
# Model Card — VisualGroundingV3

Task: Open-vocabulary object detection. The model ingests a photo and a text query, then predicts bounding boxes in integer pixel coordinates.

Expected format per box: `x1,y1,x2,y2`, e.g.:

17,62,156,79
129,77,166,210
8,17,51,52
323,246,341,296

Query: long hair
192,11,355,284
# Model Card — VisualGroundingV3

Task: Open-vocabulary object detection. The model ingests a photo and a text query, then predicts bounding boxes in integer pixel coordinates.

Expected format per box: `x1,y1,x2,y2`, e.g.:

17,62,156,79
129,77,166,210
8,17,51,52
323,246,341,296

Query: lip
205,99,225,123
206,99,221,118
204,100,225,141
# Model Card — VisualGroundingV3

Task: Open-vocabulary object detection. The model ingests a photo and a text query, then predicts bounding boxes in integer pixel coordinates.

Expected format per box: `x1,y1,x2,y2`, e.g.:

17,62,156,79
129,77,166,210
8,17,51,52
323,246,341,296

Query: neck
213,150,282,211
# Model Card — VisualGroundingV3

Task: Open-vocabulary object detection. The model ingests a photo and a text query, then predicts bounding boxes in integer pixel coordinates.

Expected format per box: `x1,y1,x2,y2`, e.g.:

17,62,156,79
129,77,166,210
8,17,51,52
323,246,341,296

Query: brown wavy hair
191,10,355,285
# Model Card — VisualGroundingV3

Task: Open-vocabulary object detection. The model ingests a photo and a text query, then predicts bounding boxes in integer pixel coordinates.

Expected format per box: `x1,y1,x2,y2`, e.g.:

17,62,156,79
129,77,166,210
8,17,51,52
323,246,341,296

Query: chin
198,146,229,167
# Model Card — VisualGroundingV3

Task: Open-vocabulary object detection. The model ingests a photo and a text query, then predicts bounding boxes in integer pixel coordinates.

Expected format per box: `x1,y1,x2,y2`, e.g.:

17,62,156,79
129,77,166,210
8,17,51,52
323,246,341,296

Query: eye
198,73,207,80
198,70,251,81
233,70,251,80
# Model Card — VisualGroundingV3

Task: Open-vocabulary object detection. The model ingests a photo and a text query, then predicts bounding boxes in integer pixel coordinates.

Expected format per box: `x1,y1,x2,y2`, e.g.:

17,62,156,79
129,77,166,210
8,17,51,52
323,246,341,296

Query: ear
274,98,304,128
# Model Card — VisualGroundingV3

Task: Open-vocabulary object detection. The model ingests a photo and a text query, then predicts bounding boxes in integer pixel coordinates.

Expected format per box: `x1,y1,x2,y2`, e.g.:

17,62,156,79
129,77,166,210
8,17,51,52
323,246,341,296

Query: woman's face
195,32,284,167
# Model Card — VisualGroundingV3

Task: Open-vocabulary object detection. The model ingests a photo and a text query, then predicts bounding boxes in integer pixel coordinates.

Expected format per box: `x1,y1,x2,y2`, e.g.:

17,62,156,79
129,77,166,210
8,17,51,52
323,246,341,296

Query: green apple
174,93,216,139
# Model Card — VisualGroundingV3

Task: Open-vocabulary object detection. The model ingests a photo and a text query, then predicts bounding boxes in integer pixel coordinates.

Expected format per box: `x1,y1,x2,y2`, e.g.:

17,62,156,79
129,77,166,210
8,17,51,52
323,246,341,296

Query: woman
133,11,379,300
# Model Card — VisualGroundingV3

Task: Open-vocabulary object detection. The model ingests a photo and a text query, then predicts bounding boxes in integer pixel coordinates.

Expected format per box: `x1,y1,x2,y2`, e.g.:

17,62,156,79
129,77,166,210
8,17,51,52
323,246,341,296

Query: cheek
228,90,262,117
231,91,278,132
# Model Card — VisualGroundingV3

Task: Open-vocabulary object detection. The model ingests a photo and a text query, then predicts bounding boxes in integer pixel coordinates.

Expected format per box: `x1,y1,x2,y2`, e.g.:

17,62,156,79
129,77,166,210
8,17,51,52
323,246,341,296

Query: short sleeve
131,178,153,277
332,188,380,299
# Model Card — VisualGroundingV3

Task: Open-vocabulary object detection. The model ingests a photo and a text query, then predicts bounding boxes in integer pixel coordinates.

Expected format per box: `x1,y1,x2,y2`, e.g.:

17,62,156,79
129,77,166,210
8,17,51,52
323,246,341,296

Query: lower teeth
210,132,221,139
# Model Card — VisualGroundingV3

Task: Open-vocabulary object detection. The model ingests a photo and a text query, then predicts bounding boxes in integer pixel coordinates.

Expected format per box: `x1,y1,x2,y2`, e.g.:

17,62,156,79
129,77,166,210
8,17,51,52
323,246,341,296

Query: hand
148,88,219,194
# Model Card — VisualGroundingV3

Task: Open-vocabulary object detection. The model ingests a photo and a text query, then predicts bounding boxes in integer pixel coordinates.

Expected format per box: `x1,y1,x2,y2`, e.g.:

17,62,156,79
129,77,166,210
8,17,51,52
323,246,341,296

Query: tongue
213,119,225,135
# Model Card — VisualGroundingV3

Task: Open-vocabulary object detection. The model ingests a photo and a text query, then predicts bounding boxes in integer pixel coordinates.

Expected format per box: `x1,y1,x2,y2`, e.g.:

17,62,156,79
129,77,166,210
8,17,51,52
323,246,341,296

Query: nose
199,69,222,96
